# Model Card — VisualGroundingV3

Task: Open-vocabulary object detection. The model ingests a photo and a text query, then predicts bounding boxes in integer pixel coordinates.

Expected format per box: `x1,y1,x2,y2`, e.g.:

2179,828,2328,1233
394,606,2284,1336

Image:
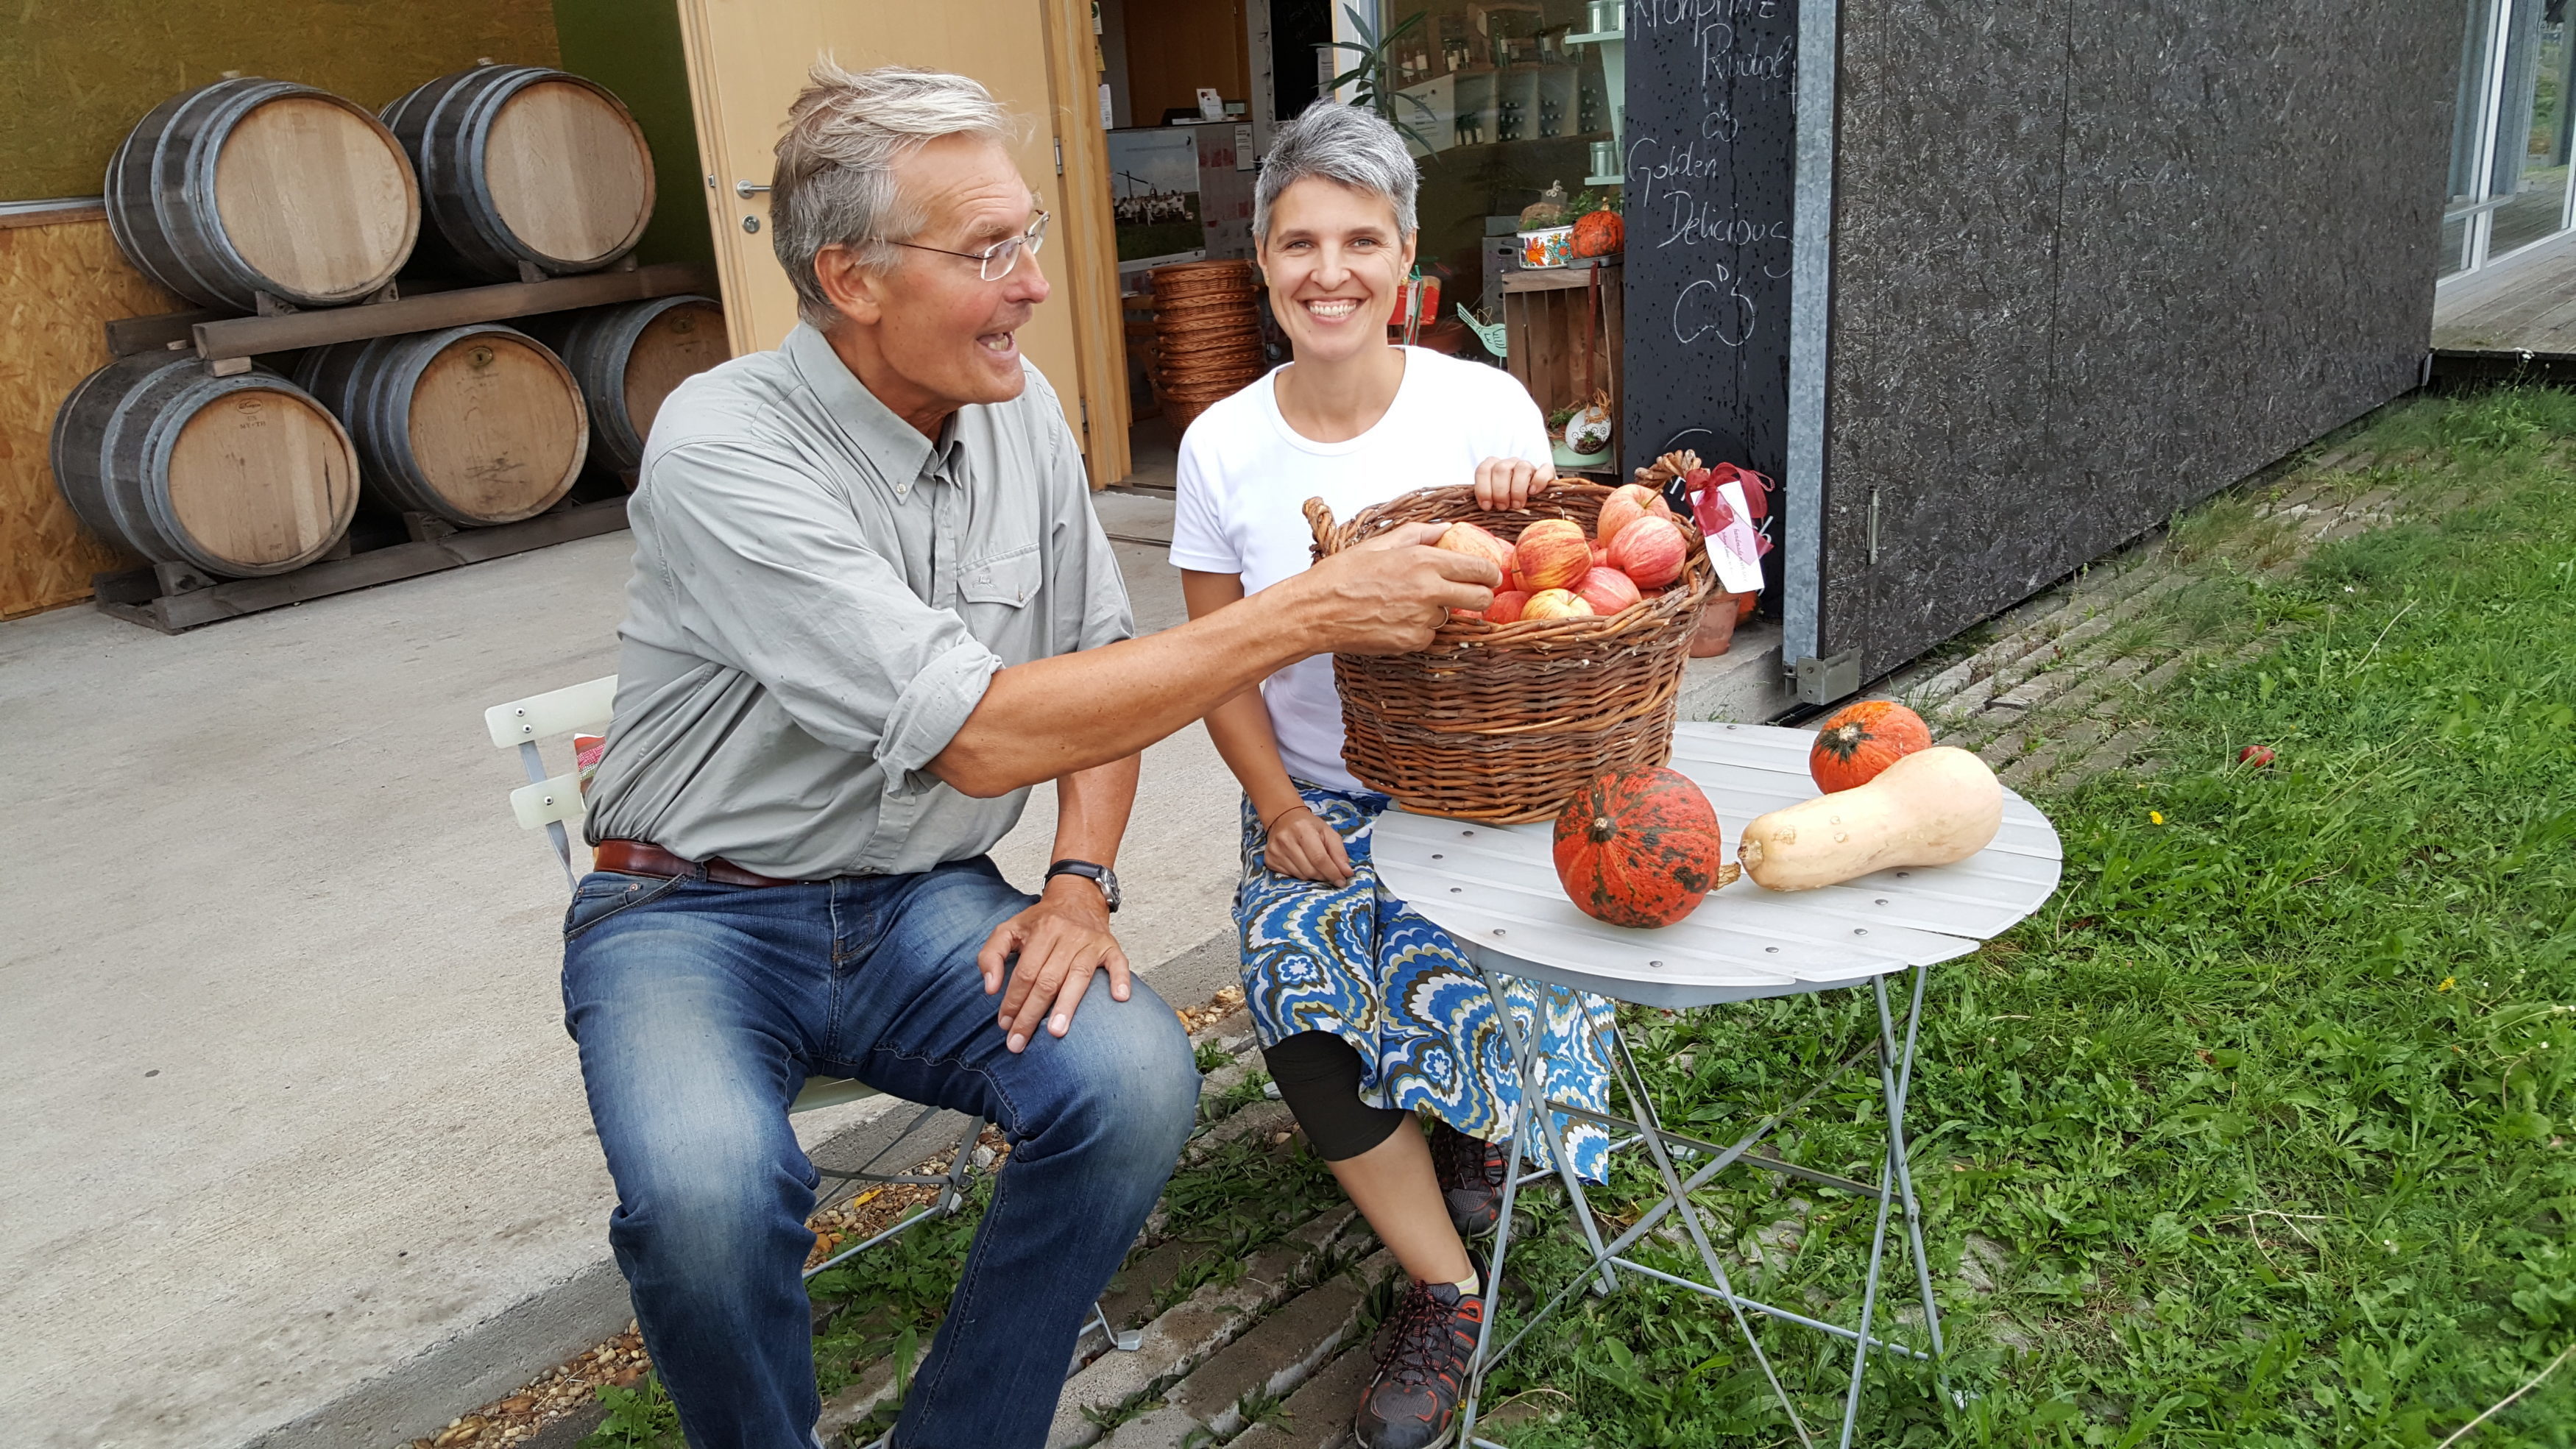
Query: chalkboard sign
1619,0,1800,597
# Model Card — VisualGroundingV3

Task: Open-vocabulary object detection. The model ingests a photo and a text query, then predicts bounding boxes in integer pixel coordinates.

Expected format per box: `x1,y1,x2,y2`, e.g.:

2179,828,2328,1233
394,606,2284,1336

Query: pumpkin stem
1588,816,1616,843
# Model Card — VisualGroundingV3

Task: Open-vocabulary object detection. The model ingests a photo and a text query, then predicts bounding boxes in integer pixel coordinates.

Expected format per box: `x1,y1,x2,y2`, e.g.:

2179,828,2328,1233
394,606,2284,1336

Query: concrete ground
0,483,1788,1449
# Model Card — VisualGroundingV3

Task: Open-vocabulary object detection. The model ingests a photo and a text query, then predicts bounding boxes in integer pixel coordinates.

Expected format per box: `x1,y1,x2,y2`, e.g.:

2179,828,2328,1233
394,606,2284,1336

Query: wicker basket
1148,260,1265,433
1303,481,1712,822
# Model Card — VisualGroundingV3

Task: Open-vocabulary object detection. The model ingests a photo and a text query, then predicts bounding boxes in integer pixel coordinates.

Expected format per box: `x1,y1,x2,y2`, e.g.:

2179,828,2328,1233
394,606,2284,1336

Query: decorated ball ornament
1808,699,1934,793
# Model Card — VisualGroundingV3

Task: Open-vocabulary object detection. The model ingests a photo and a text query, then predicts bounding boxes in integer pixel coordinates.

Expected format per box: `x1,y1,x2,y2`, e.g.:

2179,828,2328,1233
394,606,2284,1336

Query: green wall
0,0,710,268
0,0,562,201
550,0,713,267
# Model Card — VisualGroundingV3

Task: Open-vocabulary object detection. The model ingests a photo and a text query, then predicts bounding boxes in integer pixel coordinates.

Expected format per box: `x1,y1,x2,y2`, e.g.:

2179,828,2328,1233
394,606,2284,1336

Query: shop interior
1098,0,1626,484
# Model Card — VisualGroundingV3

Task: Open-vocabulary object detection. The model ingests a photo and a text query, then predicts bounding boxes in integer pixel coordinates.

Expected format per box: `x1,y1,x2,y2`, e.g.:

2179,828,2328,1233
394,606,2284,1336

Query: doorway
1097,0,1267,486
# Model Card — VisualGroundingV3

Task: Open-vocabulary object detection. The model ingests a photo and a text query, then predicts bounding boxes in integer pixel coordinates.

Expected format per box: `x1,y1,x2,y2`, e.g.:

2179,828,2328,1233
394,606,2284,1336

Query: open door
674,0,1130,484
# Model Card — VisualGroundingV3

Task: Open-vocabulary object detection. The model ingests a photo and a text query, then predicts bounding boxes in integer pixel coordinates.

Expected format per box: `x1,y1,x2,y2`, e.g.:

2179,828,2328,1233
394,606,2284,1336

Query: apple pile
1436,484,1692,624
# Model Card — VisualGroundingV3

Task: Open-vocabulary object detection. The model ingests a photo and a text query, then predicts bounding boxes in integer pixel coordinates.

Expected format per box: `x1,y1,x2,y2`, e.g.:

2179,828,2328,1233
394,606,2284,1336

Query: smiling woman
1166,99,1605,1449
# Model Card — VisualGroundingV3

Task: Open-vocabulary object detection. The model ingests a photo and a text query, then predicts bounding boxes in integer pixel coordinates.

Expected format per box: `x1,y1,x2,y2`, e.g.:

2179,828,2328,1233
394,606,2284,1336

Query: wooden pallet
91,497,631,634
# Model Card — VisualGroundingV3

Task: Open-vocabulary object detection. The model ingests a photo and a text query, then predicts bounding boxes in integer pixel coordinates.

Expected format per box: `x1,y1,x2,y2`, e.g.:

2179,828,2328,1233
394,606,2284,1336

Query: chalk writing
1620,0,1797,470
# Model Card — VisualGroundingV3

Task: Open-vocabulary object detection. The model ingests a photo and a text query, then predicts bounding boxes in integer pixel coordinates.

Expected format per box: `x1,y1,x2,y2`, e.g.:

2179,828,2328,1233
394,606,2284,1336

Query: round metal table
1371,721,2063,1448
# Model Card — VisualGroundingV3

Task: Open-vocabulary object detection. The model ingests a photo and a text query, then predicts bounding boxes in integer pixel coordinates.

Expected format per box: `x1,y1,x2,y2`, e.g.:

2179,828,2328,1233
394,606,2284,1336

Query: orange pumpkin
1571,209,1625,258
1808,700,1933,793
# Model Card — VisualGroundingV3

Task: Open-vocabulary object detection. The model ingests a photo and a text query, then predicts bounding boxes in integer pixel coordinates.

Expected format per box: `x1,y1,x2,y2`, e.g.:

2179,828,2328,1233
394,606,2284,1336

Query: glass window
2490,0,2576,256
2441,0,2576,277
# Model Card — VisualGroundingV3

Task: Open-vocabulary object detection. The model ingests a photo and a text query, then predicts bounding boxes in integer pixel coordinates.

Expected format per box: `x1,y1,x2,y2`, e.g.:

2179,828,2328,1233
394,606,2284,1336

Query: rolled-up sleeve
645,439,998,775
877,639,1002,789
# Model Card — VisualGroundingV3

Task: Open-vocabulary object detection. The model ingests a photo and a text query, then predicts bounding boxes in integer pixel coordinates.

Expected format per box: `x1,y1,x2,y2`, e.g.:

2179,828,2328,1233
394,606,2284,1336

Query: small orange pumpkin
1571,209,1624,258
1808,699,1933,793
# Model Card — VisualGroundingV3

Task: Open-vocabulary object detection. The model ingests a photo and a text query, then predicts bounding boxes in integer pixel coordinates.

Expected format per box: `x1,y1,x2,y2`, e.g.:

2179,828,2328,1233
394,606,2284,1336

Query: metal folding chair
484,676,1139,1345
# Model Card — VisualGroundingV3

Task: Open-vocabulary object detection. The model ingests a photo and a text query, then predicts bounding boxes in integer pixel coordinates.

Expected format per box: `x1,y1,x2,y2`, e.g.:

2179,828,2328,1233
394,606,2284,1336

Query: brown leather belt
593,839,804,888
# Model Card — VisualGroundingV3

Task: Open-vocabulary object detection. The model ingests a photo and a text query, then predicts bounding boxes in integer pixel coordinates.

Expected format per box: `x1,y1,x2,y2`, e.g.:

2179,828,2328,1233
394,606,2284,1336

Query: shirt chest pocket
956,544,1042,612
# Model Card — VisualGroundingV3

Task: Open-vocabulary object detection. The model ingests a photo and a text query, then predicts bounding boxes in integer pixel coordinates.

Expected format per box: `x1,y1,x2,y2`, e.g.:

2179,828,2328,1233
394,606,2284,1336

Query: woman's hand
1473,456,1554,512
1264,805,1355,885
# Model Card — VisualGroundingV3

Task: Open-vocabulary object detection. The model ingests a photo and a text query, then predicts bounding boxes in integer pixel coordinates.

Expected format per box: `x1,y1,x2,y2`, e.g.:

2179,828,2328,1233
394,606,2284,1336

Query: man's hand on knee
977,879,1133,1053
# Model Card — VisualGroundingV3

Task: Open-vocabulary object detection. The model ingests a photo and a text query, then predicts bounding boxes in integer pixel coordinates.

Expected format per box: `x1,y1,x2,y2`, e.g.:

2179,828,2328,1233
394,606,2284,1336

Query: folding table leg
1839,968,1945,1448
1889,966,1950,1375
1604,1026,1816,1449
1476,963,1618,1294
1457,1081,1536,1448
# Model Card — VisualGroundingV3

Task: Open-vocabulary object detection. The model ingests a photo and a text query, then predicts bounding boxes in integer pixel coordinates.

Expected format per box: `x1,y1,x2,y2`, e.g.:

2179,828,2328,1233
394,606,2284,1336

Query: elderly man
562,63,1498,1449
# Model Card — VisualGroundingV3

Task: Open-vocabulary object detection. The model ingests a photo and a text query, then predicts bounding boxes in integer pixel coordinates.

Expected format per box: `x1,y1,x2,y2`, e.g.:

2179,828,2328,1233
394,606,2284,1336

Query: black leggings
1262,1030,1413,1161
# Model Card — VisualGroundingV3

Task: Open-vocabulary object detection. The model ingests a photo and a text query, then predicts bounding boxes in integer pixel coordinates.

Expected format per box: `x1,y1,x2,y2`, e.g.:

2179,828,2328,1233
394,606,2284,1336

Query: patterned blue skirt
1235,782,1618,1180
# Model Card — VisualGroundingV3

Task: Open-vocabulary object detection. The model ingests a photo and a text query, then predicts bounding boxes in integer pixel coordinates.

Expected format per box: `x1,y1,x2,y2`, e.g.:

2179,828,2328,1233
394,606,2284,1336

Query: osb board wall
0,0,560,201
0,219,178,620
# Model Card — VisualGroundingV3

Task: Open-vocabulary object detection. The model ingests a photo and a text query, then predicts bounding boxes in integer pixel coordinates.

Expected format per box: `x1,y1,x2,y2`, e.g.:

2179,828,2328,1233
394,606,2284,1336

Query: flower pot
1688,595,1740,656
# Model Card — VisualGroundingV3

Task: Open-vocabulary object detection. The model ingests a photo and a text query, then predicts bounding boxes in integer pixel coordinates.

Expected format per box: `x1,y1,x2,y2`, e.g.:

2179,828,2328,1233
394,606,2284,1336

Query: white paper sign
1704,480,1765,594
1197,88,1225,121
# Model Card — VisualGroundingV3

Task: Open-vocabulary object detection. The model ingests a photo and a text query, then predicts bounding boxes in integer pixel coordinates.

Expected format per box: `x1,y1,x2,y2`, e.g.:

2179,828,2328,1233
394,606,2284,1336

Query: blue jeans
561,857,1200,1449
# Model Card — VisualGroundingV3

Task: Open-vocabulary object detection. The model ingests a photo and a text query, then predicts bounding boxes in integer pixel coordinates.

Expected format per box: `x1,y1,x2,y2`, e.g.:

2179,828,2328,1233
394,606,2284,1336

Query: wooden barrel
537,295,729,472
296,325,589,526
51,353,359,578
105,77,420,312
381,65,655,280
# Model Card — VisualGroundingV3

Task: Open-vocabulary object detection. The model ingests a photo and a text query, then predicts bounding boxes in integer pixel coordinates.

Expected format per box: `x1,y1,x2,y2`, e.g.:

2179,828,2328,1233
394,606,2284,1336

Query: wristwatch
1045,859,1122,913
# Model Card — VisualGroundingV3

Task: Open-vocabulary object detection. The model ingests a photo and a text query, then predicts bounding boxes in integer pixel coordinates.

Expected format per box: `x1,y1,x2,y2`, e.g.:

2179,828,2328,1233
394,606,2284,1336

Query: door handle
735,180,771,199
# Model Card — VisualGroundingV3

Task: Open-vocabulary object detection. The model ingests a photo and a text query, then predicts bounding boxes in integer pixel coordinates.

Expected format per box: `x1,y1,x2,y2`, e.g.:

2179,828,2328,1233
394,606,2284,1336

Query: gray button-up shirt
584,323,1133,879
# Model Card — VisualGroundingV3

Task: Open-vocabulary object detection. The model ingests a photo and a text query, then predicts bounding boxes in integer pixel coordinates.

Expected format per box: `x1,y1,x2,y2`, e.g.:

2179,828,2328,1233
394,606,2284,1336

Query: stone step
1099,1250,1397,1449
1045,1211,1360,1448
1225,1347,1376,1449
1972,572,2187,713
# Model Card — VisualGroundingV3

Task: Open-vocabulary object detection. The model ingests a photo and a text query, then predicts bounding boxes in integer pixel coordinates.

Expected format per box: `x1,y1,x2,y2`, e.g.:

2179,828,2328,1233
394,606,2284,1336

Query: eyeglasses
890,211,1050,282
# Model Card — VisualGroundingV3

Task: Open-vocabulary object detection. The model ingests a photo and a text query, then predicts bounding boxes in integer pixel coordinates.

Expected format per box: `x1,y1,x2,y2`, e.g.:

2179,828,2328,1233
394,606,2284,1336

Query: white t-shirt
1169,347,1551,793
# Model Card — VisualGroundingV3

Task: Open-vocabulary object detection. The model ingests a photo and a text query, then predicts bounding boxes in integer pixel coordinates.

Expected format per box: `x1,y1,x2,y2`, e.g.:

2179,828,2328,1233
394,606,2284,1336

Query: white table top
1370,722,2064,1007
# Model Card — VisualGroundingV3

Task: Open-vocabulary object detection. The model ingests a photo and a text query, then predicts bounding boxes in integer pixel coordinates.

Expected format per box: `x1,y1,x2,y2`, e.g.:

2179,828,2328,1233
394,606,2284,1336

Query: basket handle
1303,496,1351,559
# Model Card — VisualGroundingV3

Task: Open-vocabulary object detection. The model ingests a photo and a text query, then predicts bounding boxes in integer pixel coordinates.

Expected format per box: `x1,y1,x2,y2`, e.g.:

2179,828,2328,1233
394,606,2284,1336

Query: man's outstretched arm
927,522,1494,797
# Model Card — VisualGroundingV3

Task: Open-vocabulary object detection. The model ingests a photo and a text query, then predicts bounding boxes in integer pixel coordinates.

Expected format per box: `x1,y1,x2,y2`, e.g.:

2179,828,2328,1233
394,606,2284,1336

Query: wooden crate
1501,258,1622,470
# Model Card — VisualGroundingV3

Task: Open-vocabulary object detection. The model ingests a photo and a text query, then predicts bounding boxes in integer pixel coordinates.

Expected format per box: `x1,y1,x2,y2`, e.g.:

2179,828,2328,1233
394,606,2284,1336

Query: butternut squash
1737,746,2003,890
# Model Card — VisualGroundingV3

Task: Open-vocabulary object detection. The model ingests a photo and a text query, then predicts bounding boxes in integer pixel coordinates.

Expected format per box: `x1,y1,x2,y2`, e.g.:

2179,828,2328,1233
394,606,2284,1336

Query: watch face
1098,868,1122,910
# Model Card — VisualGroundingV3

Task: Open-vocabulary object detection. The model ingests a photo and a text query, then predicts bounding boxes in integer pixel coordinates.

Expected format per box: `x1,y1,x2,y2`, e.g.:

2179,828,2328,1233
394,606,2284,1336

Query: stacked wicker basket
1147,260,1266,432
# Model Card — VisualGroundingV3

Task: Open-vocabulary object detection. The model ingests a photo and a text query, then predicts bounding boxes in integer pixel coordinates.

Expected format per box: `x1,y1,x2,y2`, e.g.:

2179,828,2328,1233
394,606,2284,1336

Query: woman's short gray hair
771,61,1014,329
1253,101,1418,241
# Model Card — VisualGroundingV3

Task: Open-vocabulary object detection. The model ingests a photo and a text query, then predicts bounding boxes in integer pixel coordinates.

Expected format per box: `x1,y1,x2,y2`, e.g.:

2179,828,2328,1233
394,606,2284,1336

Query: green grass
1478,387,2576,1446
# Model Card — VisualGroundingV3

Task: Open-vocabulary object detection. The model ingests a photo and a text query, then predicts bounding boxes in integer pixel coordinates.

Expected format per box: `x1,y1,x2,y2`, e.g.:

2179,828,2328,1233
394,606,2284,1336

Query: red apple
1435,521,1515,581
1485,589,1531,624
1595,483,1666,548
1521,587,1595,620
1573,567,1643,616
1607,514,1690,589
1515,519,1590,592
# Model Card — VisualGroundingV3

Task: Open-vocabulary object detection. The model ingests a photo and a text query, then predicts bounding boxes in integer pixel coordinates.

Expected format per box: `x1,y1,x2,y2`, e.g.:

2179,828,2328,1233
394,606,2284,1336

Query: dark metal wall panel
1819,0,2460,678
1620,0,1802,499
1816,0,2072,670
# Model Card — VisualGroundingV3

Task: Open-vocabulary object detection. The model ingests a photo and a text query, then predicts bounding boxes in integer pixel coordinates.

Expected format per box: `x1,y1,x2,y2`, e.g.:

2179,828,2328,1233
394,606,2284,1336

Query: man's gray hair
1253,101,1418,241
771,61,1014,330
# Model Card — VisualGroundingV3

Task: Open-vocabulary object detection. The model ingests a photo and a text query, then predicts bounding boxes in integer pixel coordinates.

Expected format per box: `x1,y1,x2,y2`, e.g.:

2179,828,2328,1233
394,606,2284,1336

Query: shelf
104,261,717,364
1565,29,1623,45
91,497,633,634
1501,258,1621,294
